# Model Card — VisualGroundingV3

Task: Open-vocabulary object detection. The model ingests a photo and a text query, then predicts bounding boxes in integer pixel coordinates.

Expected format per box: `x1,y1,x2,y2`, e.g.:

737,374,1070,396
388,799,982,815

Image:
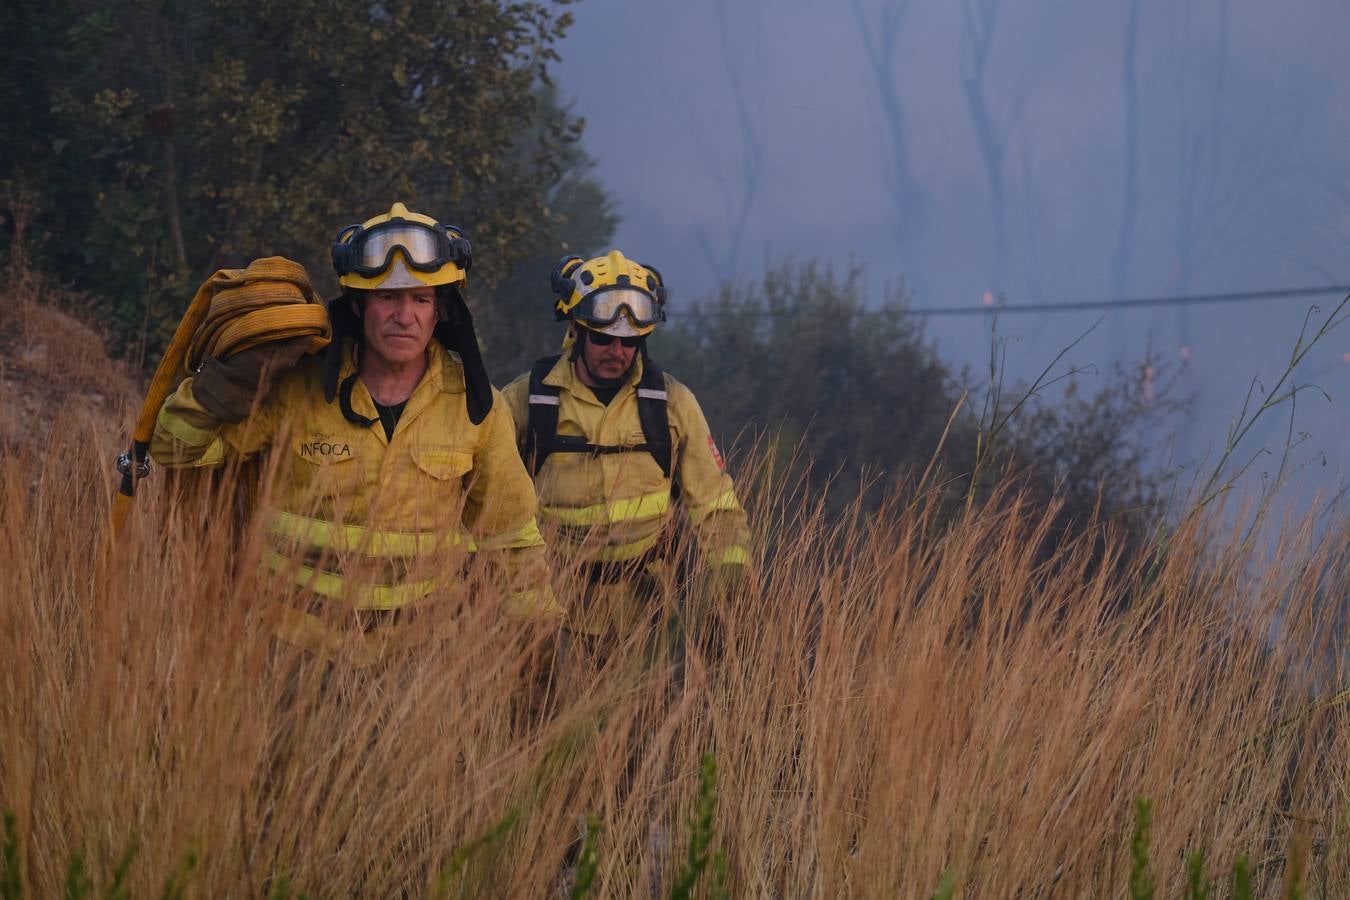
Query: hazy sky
553,0,1350,486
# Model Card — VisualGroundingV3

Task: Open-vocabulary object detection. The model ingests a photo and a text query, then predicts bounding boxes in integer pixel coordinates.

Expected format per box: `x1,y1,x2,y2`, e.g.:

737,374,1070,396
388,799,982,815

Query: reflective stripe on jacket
151,340,559,658
502,355,750,569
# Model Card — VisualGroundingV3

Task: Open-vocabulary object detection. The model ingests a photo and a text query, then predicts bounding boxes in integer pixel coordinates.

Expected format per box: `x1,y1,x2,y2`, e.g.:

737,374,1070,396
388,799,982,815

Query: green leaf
432,807,521,897
1129,797,1154,900
568,814,601,900
158,847,198,900
100,832,139,900
2,809,22,900
1185,851,1211,900
1232,855,1253,900
64,852,93,900
670,754,722,900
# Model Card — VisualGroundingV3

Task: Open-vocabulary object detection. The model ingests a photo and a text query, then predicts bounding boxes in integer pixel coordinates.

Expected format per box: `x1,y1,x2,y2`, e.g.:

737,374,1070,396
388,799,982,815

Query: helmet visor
351,222,451,274
575,287,664,328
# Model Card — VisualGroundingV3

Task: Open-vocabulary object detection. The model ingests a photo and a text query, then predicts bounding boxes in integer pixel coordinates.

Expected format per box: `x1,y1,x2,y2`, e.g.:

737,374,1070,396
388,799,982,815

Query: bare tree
1015,124,1055,359
1166,0,1304,458
1170,0,1301,290
1111,0,1142,301
957,0,1056,296
675,0,766,285
1268,162,1350,286
850,0,925,272
960,0,1010,293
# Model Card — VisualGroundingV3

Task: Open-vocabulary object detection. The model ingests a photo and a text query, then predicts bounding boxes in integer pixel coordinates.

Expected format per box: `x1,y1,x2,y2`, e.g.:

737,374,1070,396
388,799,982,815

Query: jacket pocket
410,443,474,482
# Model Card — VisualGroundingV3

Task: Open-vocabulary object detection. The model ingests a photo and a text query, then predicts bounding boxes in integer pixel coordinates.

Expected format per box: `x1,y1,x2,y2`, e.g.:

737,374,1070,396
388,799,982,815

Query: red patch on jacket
708,434,725,470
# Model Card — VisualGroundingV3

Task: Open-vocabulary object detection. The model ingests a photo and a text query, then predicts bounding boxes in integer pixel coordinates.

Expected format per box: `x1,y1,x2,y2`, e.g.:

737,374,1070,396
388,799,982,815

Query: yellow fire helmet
551,250,668,338
331,202,472,291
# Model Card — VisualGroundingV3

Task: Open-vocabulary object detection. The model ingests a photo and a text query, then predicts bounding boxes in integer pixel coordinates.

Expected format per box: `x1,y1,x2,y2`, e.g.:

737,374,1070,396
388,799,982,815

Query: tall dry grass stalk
2,398,1348,897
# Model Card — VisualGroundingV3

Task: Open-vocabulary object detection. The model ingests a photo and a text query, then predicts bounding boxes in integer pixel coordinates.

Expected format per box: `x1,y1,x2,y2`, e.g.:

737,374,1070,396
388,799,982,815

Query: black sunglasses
586,331,642,348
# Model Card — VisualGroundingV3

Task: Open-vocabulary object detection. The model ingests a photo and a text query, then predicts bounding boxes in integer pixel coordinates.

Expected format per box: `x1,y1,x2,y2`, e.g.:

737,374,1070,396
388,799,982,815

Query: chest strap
523,354,672,478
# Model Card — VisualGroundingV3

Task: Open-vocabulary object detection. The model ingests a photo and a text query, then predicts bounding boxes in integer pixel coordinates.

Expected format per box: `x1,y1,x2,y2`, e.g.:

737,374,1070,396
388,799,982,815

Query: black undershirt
588,384,621,406
374,400,407,441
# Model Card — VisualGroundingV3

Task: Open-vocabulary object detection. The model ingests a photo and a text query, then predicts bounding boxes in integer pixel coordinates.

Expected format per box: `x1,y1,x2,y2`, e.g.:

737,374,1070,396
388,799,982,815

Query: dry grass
2,266,1348,897
2,404,1348,898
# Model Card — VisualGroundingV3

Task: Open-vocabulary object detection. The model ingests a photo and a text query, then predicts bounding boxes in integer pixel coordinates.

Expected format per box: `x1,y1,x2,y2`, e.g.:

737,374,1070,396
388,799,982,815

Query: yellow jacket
152,340,559,659
502,355,749,573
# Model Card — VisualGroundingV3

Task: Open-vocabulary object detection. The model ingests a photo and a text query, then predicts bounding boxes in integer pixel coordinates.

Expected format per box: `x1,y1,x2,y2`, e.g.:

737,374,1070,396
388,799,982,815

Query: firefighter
150,202,560,663
502,251,749,650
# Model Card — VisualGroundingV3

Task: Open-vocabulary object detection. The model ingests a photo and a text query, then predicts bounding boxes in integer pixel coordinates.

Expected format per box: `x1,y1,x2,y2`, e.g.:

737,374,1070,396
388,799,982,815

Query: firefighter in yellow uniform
502,251,749,643
151,203,560,664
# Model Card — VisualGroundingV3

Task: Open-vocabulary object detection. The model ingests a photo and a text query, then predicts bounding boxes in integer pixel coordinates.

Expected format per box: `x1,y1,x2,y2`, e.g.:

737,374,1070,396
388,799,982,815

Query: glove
508,597,567,722
684,562,746,662
192,338,309,423
698,561,745,608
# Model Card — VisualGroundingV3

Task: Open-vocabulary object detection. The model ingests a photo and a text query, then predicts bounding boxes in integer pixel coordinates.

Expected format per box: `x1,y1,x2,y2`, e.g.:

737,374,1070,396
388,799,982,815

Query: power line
909,285,1350,317
666,285,1350,319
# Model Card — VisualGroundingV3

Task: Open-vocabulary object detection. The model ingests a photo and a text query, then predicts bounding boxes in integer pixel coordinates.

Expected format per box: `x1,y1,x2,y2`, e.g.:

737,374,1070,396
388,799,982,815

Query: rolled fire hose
111,256,332,535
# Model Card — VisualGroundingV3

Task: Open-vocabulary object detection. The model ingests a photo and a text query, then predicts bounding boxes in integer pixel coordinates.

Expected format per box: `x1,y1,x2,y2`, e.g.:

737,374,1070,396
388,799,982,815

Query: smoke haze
555,0,1350,486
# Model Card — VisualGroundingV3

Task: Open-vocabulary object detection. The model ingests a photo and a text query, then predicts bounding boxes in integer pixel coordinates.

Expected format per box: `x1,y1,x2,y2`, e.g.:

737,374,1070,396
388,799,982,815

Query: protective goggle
332,220,471,278
572,286,665,329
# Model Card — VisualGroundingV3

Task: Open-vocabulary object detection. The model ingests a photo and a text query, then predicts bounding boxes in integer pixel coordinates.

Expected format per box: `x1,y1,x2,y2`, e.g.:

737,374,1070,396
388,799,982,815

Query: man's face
578,327,639,382
359,287,437,368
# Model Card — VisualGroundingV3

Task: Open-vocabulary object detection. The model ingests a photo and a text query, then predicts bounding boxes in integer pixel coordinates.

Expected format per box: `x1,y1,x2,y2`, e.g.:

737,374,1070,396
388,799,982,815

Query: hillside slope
0,268,138,456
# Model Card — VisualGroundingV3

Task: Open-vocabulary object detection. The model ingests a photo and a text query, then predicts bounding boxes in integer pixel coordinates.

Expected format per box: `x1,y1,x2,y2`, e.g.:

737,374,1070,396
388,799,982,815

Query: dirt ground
0,284,139,457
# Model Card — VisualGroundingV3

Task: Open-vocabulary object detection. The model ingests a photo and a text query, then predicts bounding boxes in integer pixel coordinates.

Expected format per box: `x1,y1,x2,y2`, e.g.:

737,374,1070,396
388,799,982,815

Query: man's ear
350,295,362,318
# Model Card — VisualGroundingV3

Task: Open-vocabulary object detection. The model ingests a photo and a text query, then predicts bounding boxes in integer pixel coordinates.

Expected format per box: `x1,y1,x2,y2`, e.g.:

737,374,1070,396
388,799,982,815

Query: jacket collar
337,339,466,436
542,351,644,403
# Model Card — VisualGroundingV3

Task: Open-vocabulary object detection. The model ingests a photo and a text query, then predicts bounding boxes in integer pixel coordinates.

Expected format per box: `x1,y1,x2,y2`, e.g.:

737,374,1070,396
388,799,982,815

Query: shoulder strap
524,354,673,479
636,358,672,479
523,355,562,476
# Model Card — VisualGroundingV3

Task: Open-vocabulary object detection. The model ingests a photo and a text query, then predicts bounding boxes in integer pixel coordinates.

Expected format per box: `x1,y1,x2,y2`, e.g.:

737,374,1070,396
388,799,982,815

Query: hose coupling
116,452,151,480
